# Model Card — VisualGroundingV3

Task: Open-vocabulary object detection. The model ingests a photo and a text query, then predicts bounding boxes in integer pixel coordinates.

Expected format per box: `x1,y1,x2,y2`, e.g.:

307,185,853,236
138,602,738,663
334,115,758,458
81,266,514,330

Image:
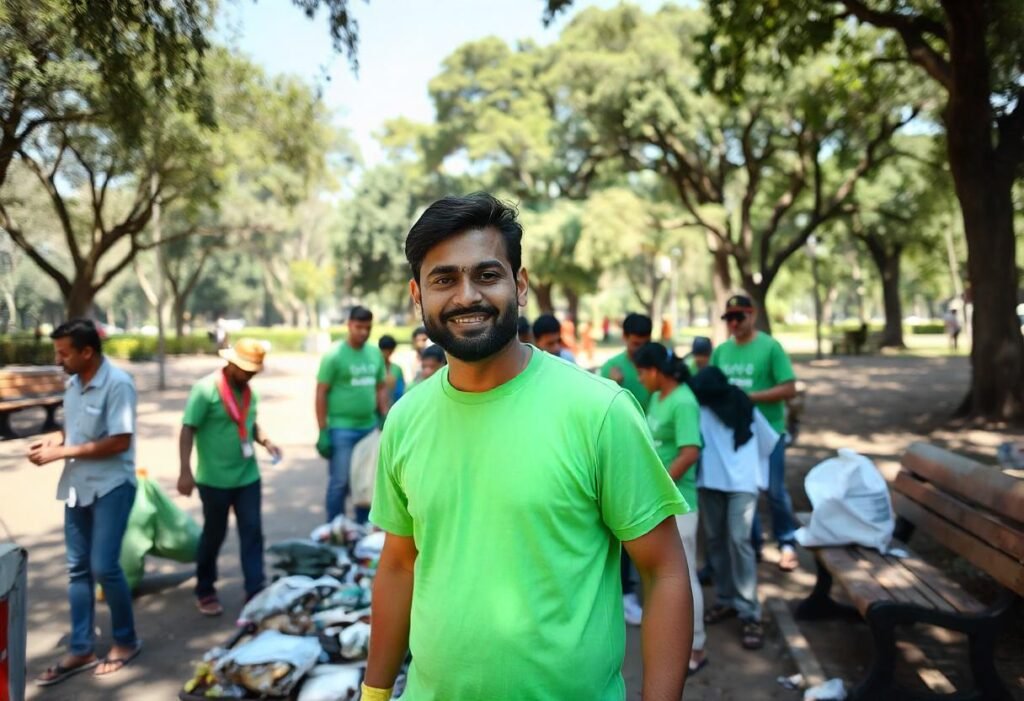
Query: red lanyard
217,369,252,442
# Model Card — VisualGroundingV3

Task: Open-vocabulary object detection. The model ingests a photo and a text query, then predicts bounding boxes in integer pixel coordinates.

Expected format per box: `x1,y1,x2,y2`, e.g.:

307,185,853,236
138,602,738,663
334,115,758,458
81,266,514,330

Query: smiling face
410,227,528,363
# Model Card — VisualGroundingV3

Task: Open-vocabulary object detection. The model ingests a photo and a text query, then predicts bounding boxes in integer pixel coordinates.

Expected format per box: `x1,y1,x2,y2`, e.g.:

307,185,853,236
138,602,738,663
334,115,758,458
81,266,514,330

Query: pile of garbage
180,517,401,700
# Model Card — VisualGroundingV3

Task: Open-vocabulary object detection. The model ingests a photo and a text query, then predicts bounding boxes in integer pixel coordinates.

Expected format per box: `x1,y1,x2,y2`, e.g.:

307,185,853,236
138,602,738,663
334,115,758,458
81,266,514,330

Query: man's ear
409,278,422,310
516,267,529,308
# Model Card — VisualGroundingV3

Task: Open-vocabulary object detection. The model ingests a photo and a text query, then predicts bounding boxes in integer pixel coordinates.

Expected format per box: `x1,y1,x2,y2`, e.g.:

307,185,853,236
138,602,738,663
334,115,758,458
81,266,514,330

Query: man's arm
178,425,197,496
316,382,330,430
748,380,796,404
28,433,130,465
254,423,282,460
376,381,389,419
623,517,692,701
364,533,417,690
666,445,700,482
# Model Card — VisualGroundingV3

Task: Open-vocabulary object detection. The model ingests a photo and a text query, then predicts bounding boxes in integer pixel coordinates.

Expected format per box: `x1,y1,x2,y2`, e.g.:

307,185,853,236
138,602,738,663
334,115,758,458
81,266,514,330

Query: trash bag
795,449,894,552
215,630,321,697
119,470,201,590
350,428,381,508
296,664,364,701
238,575,342,627
268,539,345,578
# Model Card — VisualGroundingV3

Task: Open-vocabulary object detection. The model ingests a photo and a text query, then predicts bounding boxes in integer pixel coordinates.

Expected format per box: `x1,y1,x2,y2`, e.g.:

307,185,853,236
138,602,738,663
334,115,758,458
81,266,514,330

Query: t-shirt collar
440,344,541,405
71,357,110,392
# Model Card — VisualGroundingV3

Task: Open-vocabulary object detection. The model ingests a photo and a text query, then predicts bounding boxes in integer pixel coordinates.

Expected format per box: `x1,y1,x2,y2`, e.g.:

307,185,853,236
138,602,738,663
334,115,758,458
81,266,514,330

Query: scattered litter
777,673,805,690
803,678,847,700
295,664,364,701
215,630,322,697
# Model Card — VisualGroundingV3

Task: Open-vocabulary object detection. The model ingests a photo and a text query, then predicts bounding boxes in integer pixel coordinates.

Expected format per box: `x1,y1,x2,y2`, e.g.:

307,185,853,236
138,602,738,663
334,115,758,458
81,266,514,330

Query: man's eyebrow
426,260,506,277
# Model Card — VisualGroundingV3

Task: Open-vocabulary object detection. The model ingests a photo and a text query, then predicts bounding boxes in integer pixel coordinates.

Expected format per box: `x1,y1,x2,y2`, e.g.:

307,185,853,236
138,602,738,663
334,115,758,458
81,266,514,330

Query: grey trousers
699,488,761,622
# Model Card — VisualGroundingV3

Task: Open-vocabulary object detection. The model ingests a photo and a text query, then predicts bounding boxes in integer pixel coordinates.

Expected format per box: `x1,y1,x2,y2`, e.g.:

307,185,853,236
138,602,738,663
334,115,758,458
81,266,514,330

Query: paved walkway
3,352,806,700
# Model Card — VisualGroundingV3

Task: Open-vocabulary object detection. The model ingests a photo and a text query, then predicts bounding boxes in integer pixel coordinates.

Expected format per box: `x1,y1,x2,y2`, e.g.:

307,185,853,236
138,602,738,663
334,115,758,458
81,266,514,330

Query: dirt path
1,351,1019,700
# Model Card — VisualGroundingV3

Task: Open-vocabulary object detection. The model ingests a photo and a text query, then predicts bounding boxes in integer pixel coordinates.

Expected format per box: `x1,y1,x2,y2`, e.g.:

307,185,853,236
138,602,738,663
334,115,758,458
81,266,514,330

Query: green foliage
0,336,53,365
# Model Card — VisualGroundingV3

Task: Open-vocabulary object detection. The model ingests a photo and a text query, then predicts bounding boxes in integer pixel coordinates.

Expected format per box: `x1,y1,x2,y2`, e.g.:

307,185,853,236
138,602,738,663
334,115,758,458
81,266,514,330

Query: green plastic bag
119,471,201,590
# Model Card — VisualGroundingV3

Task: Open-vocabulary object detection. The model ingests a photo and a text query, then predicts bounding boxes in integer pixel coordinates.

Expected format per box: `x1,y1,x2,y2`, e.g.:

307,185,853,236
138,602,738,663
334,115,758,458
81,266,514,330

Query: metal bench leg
0,412,16,440
968,624,1013,701
849,604,899,700
41,404,61,433
795,559,859,620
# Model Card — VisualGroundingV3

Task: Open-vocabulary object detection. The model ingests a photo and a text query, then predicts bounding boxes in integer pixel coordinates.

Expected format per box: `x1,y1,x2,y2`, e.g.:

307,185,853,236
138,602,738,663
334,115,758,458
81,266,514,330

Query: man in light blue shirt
28,319,141,686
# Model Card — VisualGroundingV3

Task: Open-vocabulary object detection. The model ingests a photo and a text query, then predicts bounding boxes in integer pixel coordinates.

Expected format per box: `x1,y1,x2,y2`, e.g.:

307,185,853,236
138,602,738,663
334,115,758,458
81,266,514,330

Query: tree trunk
710,245,732,343
533,282,554,314
943,2,1024,421
65,278,97,319
173,296,187,338
746,280,773,335
563,286,580,324
862,235,906,348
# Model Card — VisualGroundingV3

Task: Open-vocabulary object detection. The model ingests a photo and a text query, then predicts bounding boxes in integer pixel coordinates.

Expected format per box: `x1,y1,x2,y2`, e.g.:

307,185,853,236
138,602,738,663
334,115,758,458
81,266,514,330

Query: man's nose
452,276,484,306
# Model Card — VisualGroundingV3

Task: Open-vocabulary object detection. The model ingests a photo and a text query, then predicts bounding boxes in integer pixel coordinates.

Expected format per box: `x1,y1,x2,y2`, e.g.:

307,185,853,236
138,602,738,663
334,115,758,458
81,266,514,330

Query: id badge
241,442,254,458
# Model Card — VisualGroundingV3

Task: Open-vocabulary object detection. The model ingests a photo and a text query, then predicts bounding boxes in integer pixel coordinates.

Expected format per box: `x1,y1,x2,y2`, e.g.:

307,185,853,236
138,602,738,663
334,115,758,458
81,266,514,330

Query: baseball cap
722,295,755,318
691,336,713,356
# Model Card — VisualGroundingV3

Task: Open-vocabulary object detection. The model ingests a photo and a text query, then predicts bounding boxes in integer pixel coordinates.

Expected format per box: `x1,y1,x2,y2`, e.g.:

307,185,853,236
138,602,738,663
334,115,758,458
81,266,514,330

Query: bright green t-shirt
710,331,796,433
371,349,687,701
317,342,386,430
182,371,260,489
600,351,651,409
646,385,702,511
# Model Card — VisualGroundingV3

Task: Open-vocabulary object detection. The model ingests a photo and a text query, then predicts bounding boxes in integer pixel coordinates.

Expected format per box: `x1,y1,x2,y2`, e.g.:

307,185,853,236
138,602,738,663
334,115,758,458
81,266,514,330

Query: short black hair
622,313,653,337
350,306,373,322
412,326,428,340
634,341,690,383
405,192,523,282
421,344,447,364
532,313,561,339
378,335,397,351
517,316,531,336
51,319,102,354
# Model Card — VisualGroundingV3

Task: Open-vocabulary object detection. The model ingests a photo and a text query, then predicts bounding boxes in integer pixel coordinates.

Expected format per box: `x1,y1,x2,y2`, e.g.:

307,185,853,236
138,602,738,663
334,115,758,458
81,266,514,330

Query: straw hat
219,338,266,373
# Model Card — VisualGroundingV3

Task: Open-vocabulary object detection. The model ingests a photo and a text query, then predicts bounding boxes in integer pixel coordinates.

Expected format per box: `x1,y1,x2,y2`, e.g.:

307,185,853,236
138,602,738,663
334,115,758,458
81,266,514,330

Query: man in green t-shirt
316,306,387,522
710,294,799,571
599,311,653,625
178,339,282,616
362,193,692,701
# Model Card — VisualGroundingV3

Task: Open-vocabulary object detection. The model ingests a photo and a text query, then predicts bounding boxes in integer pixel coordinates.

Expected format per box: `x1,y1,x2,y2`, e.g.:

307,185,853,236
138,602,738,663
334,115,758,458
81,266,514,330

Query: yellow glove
360,683,394,701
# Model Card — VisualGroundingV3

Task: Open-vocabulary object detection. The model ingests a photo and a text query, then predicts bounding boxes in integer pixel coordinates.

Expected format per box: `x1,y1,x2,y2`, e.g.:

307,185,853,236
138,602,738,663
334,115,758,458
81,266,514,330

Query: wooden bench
795,442,1024,700
0,366,65,439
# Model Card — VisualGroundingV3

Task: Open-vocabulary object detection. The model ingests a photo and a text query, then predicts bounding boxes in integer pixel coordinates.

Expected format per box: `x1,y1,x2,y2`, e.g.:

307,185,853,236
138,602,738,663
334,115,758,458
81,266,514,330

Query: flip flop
35,657,99,686
688,656,709,676
94,643,142,678
704,604,738,625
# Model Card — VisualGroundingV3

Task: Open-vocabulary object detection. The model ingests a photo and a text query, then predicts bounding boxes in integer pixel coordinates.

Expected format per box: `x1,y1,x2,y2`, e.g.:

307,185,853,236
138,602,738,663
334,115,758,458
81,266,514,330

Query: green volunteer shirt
182,371,260,489
711,331,796,433
317,342,386,430
600,350,651,409
646,385,702,511
371,349,687,701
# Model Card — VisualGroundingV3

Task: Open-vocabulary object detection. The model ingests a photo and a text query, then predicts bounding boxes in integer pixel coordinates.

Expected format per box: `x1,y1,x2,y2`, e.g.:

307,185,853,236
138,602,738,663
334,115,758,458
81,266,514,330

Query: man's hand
177,471,196,497
28,439,65,466
609,366,625,384
264,440,283,462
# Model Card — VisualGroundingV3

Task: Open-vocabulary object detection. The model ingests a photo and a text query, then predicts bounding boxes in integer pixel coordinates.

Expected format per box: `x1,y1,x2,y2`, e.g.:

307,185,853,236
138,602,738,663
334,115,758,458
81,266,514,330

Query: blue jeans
196,481,265,599
64,481,138,655
701,488,760,621
752,435,798,549
326,427,373,522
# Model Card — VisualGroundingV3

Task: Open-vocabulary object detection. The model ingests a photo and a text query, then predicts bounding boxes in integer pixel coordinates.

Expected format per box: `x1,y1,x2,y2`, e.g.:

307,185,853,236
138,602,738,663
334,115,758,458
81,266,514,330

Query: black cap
721,295,755,318
692,336,713,356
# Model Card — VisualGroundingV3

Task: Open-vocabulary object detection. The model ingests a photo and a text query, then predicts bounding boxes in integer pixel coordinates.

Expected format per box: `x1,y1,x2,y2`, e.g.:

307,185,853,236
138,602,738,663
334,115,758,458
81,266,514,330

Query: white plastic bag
795,449,894,552
296,664,364,701
350,428,382,508
215,630,322,696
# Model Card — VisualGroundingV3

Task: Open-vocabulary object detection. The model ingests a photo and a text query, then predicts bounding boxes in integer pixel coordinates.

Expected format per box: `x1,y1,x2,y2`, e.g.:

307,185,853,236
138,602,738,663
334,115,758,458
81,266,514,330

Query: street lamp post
807,235,823,360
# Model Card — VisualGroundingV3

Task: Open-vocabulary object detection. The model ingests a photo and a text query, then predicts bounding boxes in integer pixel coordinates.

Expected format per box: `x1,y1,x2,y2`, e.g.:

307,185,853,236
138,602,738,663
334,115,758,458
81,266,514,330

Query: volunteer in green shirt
711,294,799,571
634,341,707,676
378,335,405,409
178,339,282,616
362,193,692,701
316,306,387,522
599,312,653,627
600,312,653,409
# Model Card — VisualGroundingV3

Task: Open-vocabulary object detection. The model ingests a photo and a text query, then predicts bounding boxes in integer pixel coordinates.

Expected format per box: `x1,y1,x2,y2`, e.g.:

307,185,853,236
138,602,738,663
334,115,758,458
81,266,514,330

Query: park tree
548,5,920,334
680,0,1024,422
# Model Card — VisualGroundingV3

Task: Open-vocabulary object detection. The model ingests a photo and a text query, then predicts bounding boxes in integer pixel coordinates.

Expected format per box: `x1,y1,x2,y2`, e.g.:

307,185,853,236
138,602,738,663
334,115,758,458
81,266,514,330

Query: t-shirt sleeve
769,340,796,385
369,421,414,536
674,397,702,450
316,351,335,384
598,358,613,378
182,382,208,428
105,377,136,436
596,391,688,542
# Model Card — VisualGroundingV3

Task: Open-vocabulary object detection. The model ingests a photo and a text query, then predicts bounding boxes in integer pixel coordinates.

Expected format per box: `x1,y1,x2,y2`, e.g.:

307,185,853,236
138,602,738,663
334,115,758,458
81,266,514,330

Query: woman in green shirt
634,342,707,675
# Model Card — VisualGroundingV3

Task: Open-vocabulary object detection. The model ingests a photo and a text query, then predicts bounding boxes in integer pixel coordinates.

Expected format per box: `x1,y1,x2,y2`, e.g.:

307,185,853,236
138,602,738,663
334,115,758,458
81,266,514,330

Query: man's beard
423,299,520,362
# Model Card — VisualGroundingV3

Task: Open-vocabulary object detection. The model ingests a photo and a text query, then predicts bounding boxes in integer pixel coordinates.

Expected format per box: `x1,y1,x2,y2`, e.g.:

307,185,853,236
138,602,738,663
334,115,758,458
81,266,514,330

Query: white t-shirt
697,408,778,495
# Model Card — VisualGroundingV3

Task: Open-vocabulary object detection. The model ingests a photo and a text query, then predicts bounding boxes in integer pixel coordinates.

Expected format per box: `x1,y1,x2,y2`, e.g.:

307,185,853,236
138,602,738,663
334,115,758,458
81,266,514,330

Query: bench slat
816,545,893,616
894,470,1024,563
893,493,1024,599
0,396,63,411
902,443,1024,527
856,548,948,611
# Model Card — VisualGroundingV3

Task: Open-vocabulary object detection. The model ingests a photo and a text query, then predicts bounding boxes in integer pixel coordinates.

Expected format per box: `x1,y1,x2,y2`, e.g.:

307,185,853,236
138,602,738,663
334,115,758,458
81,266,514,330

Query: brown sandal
196,595,223,616
704,604,738,625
